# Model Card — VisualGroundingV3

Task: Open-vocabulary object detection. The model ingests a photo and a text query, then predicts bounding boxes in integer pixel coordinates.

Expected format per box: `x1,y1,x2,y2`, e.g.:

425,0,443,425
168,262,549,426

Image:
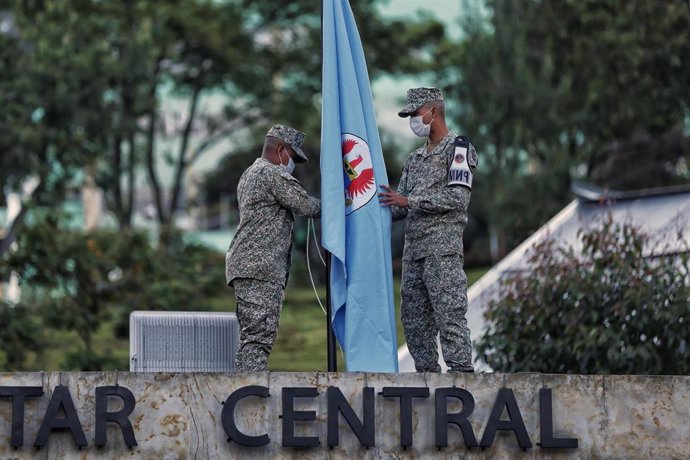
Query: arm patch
448,136,473,189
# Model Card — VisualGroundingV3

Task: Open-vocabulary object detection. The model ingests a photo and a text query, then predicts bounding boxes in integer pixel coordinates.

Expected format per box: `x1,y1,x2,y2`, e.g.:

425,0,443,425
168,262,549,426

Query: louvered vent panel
129,311,239,372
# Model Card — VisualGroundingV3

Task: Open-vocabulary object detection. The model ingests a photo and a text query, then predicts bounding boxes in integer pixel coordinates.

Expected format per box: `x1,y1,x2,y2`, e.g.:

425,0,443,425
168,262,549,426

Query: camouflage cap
266,124,308,163
397,87,444,118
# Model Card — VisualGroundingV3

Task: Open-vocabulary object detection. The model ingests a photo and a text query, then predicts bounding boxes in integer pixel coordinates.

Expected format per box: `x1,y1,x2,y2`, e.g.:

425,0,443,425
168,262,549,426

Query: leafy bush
4,215,155,370
0,302,43,371
2,216,227,370
112,233,227,339
477,217,690,374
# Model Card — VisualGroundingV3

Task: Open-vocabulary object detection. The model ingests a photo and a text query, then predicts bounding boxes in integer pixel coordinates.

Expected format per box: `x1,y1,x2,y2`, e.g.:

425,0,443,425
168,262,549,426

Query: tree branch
189,109,263,166
0,205,29,257
0,175,45,258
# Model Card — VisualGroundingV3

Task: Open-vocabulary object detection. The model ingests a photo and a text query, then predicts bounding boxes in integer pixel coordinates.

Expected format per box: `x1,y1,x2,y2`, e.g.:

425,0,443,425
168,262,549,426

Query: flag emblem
342,133,376,214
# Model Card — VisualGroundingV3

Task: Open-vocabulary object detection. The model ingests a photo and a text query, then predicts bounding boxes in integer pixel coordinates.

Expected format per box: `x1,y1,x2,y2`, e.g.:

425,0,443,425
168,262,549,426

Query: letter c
221,385,270,447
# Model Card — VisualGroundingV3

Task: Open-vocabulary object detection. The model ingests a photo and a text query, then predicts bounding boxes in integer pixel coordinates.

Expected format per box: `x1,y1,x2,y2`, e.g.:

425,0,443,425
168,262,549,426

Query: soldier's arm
390,160,410,221
407,186,471,213
271,171,321,217
407,146,477,214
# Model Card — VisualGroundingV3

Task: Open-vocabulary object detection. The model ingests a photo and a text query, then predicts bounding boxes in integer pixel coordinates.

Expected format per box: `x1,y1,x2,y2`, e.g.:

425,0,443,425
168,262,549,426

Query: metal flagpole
326,253,337,371
322,0,337,373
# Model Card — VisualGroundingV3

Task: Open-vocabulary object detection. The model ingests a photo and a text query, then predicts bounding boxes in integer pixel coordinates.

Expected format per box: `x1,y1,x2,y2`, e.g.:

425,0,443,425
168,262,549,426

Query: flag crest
342,133,376,214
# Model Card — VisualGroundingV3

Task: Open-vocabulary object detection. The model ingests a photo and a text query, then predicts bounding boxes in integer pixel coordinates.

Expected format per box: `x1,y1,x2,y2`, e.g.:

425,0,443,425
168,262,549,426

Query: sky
379,0,462,24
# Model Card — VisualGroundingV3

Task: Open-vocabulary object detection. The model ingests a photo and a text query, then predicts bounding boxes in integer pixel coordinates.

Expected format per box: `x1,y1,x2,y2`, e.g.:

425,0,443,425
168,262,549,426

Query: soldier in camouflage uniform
380,87,478,373
226,124,321,372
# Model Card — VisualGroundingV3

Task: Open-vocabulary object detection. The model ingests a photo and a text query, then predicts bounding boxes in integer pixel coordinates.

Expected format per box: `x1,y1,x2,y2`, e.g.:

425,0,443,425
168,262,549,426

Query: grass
269,266,489,371
31,267,490,372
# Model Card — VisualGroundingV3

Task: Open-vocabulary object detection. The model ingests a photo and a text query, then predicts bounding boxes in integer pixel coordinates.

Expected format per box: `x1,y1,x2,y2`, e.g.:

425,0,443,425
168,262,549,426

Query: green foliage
1,1,113,190
0,302,43,371
433,0,690,260
5,215,154,369
2,215,226,370
112,234,226,338
477,217,690,374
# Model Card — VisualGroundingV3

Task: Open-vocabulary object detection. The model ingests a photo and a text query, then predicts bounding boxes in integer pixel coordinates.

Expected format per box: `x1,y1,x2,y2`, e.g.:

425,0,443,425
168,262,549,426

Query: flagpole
326,252,337,372
322,0,337,373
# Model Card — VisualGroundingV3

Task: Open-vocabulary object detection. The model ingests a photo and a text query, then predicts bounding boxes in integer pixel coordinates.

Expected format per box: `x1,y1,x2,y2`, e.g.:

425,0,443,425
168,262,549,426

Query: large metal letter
0,386,43,448
221,385,270,447
95,386,138,448
381,387,429,448
479,388,532,449
327,386,375,448
282,387,319,447
435,387,478,448
539,388,577,449
34,386,88,448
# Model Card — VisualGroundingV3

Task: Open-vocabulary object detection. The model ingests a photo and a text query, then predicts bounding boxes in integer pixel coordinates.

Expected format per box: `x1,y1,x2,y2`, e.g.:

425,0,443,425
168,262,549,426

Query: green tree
4,215,155,370
434,0,690,260
0,1,115,255
2,211,227,370
477,217,690,374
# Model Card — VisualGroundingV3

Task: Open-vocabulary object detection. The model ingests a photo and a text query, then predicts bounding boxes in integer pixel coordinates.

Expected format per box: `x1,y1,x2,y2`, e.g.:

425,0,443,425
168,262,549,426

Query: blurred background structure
1,0,689,373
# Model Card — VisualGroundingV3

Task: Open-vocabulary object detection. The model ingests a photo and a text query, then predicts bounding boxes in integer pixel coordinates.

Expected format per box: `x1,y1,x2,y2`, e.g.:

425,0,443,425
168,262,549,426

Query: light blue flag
320,0,398,372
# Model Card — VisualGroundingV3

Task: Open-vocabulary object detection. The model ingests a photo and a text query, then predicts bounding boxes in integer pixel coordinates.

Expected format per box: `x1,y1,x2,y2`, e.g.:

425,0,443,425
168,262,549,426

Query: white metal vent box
130,311,239,372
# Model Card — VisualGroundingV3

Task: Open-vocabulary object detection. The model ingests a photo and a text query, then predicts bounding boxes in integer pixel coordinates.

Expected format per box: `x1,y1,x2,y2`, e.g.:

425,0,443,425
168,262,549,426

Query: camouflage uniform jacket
226,158,321,287
392,130,478,261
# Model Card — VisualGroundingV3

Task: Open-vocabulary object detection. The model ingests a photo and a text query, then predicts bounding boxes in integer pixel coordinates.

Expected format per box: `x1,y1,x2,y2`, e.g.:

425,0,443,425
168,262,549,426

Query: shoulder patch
448,136,473,189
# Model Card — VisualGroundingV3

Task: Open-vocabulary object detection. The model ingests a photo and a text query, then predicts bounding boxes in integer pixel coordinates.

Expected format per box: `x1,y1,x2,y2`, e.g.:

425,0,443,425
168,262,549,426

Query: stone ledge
0,372,688,459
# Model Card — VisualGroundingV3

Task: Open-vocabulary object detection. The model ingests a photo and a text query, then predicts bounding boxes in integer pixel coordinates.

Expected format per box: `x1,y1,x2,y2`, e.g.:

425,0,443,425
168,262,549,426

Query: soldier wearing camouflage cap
380,87,478,373
226,124,320,372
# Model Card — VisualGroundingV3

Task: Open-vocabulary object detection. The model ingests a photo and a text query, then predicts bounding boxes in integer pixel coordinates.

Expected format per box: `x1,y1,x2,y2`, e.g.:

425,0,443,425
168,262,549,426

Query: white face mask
409,108,433,137
284,157,296,175
279,147,296,175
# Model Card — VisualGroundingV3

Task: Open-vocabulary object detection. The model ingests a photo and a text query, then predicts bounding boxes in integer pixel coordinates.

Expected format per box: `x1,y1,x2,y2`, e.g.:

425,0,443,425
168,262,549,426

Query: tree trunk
124,134,136,229
145,62,166,226
112,135,127,227
168,85,202,226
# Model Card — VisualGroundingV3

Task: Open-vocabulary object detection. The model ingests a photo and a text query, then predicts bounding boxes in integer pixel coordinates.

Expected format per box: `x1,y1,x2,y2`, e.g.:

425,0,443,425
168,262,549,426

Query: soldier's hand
379,185,409,208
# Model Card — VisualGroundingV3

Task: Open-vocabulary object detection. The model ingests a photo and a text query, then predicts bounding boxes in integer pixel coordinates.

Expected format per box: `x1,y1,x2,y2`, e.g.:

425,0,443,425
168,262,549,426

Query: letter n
327,386,374,448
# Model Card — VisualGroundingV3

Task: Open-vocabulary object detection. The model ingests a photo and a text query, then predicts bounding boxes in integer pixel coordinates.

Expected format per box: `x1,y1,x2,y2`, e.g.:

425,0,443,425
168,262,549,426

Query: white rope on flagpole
307,214,345,366
306,218,327,315
310,217,326,266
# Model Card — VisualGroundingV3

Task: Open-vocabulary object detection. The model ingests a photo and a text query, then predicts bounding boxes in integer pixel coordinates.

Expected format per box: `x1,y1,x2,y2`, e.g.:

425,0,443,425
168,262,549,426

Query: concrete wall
0,372,688,459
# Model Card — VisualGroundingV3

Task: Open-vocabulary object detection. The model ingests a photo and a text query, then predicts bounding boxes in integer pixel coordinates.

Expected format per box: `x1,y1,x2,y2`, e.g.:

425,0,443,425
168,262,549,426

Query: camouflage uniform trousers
232,278,284,372
401,254,473,372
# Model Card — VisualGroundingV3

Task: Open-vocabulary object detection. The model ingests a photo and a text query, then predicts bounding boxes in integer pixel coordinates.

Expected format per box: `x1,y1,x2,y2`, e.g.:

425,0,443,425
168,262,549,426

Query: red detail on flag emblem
348,167,374,197
349,155,364,169
342,139,358,155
